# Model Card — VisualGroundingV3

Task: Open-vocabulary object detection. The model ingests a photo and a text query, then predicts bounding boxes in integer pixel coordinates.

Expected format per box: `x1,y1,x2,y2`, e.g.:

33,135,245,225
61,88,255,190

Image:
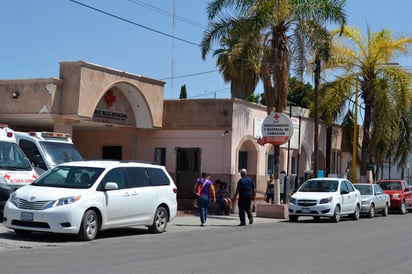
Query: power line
68,0,200,47
159,69,219,81
127,0,206,29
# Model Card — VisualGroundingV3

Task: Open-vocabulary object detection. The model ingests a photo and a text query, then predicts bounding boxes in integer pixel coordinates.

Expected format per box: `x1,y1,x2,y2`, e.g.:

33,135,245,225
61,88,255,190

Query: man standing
233,169,256,226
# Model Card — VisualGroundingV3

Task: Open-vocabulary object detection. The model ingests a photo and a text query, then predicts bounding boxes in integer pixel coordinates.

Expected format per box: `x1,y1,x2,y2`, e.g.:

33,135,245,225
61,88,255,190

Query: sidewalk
0,211,283,236
170,211,282,231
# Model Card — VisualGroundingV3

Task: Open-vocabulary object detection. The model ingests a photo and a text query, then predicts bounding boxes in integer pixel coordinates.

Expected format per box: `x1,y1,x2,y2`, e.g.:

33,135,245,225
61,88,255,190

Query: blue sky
1,0,412,100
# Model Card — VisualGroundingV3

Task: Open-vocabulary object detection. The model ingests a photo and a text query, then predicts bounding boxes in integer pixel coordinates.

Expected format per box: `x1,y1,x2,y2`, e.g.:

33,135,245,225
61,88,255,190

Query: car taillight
172,188,177,194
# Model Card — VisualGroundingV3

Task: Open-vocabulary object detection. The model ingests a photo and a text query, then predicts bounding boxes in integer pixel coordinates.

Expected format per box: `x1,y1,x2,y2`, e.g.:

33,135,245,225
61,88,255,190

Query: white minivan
4,160,177,241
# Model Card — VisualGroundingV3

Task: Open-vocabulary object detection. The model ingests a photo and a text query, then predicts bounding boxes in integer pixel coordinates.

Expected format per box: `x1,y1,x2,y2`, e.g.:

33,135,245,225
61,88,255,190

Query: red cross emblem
3,173,10,181
274,113,280,120
105,91,116,107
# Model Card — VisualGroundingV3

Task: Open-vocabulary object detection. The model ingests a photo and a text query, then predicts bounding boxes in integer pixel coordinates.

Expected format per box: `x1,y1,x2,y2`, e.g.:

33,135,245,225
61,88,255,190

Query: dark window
238,151,248,171
102,146,122,160
267,154,274,175
124,167,151,188
19,139,47,170
154,147,166,165
147,168,170,186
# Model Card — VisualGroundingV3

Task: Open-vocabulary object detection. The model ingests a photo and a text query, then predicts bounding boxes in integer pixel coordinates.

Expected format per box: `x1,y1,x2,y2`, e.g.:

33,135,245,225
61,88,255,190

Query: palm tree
201,0,347,182
326,25,412,182
201,17,261,99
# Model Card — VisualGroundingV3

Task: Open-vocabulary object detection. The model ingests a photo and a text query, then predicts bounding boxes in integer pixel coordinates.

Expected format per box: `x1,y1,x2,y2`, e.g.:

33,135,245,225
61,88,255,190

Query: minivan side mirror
104,182,119,190
341,189,349,195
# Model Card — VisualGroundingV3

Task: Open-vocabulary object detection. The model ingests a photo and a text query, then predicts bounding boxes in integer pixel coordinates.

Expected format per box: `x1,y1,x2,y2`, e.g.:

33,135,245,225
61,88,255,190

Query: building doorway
176,147,201,199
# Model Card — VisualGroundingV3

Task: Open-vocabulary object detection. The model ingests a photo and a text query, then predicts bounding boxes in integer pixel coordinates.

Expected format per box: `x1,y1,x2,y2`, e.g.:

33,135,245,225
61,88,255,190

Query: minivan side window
100,168,126,190
147,168,170,186
125,167,151,188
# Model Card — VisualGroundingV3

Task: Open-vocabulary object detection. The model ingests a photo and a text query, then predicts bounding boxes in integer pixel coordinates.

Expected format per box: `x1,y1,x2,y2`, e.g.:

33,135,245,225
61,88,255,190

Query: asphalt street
0,212,282,250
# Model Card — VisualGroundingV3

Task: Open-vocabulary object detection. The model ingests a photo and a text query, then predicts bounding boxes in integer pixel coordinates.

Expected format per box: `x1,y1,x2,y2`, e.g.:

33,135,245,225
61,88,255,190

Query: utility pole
313,58,320,178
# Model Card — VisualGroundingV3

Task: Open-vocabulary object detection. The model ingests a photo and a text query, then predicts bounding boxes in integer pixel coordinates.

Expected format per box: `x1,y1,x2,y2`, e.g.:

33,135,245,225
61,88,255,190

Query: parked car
15,131,83,175
3,160,178,241
375,179,412,214
0,125,38,215
353,183,390,218
288,177,361,222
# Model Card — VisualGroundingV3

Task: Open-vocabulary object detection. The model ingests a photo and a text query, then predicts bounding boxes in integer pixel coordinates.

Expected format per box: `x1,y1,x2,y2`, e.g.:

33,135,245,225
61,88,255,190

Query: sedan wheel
400,201,407,214
368,204,375,218
382,204,388,216
352,204,360,220
77,209,98,241
149,206,168,233
332,205,341,223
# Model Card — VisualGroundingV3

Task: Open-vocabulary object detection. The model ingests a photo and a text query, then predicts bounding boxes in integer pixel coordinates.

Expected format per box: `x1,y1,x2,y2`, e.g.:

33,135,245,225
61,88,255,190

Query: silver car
354,183,390,218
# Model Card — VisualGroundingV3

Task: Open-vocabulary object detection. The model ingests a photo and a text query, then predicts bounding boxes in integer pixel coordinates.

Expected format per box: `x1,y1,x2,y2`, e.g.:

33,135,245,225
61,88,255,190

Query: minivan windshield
32,166,104,189
39,142,83,166
0,141,33,171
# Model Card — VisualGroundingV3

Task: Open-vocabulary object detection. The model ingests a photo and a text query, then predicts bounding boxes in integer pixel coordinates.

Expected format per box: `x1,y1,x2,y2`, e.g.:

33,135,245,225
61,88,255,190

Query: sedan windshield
354,185,372,195
32,166,104,189
299,180,338,192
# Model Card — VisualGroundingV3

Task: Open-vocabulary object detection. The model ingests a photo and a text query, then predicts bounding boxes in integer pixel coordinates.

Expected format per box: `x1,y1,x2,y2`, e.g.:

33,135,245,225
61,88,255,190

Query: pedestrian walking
233,169,255,226
194,172,215,226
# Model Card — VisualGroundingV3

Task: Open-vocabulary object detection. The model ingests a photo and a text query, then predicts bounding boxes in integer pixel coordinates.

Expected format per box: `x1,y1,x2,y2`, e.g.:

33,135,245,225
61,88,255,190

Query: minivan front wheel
149,206,168,233
78,209,99,241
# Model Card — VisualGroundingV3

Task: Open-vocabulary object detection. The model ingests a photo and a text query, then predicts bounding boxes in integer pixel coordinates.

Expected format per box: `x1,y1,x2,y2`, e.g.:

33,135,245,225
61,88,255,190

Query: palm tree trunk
360,101,372,183
326,126,332,177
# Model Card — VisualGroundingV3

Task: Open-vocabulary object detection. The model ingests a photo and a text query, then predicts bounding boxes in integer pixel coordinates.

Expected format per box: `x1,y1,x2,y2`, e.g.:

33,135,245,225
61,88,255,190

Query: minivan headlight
289,197,297,204
44,196,81,209
9,192,17,206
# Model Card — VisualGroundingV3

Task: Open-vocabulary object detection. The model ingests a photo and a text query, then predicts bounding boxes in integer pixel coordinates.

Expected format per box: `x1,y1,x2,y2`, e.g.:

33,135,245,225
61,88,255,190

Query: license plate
301,208,311,213
20,212,33,222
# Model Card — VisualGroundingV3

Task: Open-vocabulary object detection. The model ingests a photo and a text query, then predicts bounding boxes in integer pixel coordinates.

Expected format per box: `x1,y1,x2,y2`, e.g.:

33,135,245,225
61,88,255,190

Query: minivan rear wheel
148,206,168,233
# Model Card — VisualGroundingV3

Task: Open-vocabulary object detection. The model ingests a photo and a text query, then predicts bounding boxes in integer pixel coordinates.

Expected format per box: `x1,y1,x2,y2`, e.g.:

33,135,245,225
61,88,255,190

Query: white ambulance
15,131,83,174
0,124,38,211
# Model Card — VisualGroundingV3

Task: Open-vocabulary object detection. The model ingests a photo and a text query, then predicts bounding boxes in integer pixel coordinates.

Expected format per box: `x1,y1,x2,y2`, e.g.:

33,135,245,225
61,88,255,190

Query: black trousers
238,196,253,225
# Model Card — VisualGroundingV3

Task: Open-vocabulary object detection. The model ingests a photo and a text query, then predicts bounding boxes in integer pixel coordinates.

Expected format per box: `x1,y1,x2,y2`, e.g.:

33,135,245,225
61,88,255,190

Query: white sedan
288,178,361,222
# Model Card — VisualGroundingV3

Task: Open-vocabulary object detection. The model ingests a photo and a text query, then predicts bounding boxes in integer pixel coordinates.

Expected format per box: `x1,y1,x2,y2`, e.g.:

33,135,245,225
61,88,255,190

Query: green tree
326,25,412,182
288,77,313,109
179,84,187,99
201,21,261,99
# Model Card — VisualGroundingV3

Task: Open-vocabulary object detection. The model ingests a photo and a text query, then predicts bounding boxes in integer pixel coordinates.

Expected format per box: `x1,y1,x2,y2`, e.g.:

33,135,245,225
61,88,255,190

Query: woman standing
265,174,275,204
194,173,215,226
